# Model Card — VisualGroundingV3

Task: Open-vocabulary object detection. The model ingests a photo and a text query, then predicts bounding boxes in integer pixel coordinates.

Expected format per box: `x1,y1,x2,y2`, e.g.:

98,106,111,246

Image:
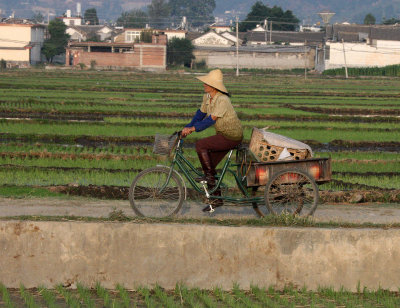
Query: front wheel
129,167,184,218
264,169,319,217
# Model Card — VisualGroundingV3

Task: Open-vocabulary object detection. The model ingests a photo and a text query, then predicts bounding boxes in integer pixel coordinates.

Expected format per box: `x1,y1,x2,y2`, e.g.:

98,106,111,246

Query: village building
66,34,167,71
189,30,324,70
67,25,114,42
113,28,186,43
0,19,45,68
61,10,82,27
324,23,400,69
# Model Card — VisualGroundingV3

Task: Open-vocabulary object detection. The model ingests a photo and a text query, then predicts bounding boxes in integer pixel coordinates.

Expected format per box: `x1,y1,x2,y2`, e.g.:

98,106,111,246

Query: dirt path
1,197,400,224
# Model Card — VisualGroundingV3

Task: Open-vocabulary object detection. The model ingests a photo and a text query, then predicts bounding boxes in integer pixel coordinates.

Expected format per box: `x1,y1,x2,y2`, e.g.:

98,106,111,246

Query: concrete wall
326,41,400,69
194,49,315,70
1,220,399,291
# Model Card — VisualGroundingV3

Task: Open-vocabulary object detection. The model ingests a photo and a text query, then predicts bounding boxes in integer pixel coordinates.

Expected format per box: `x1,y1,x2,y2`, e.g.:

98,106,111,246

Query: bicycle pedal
202,204,215,213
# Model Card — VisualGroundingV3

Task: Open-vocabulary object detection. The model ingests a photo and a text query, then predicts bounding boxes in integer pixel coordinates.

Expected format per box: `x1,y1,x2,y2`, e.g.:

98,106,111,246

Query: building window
126,31,141,42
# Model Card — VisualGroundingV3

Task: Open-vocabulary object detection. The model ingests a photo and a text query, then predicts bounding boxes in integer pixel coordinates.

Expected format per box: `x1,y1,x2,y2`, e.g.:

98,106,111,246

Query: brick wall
66,44,166,70
79,51,141,67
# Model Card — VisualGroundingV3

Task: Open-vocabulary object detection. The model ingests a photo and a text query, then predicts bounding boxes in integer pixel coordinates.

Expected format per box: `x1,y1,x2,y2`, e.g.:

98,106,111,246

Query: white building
325,24,400,69
0,21,45,67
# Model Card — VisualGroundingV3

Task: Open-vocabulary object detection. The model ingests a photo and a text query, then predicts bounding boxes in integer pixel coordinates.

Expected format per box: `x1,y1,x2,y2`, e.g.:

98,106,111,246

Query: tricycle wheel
264,169,319,217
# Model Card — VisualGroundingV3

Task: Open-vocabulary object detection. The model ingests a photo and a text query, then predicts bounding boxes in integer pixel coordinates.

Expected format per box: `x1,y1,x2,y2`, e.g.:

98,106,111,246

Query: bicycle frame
162,135,264,206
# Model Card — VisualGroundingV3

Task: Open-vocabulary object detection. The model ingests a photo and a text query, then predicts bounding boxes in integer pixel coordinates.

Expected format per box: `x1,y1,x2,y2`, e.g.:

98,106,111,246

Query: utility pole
269,20,272,44
236,16,239,76
304,40,307,79
342,39,348,79
264,19,268,43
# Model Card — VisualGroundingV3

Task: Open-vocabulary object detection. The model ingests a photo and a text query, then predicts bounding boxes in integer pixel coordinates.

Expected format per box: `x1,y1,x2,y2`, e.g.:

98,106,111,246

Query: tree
140,29,154,43
32,12,44,23
41,19,70,62
239,1,299,32
382,17,400,25
169,0,216,28
116,9,149,28
84,8,99,25
148,0,170,28
364,13,376,25
167,37,194,67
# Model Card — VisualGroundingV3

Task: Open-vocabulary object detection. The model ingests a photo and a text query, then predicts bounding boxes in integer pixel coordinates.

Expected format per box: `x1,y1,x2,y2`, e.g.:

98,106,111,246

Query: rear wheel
129,167,184,218
264,169,319,217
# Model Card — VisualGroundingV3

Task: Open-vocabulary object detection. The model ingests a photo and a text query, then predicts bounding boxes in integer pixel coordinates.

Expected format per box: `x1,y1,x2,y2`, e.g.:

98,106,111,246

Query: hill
0,0,399,24
215,0,400,24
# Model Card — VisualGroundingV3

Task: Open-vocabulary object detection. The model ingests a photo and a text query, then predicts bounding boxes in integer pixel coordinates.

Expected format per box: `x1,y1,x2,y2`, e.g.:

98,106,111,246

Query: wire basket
153,134,178,155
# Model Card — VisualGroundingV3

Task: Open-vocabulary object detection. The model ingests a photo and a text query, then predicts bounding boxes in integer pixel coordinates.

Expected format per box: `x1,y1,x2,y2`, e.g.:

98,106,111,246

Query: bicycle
129,132,331,218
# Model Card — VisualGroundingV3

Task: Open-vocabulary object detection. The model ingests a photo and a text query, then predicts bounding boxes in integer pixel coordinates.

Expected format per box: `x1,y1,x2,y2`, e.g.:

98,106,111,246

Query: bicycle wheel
129,167,184,218
264,169,319,217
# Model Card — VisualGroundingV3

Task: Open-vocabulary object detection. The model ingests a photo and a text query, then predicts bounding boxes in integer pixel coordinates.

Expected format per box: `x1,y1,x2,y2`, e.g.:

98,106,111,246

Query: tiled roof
327,24,400,41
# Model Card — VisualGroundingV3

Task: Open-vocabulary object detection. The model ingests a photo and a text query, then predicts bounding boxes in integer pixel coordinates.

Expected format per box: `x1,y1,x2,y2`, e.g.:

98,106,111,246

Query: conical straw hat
196,69,228,94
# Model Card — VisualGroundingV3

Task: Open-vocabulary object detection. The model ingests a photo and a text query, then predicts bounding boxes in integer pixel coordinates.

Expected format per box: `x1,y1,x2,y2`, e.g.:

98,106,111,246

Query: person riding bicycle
181,69,243,212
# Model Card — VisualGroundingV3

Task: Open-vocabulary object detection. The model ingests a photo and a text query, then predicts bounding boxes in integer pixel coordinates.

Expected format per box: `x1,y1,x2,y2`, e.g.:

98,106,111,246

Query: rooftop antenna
318,10,335,25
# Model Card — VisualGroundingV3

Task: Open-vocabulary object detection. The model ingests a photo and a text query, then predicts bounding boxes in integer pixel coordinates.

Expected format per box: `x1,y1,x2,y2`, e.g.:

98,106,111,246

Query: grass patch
0,185,66,198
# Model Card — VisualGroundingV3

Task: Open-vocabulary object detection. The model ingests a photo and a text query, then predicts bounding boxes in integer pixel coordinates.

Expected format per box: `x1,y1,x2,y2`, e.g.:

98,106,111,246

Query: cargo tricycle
129,132,331,218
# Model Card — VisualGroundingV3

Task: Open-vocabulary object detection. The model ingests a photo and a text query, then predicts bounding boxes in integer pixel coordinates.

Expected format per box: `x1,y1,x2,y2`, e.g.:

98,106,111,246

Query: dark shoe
210,187,223,207
210,198,223,207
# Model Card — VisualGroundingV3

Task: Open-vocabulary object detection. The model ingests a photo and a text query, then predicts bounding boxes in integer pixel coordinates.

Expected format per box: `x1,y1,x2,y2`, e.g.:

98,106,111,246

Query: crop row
1,154,400,173
1,141,399,159
0,121,399,143
0,166,398,191
3,118,400,132
2,70,400,95
1,89,399,107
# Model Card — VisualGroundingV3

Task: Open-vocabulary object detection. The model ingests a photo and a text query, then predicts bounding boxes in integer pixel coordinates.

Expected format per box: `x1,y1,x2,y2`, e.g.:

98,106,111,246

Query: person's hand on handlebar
181,126,195,138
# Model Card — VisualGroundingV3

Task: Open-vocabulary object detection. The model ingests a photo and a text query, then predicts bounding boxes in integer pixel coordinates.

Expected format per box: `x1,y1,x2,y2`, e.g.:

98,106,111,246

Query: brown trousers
195,134,242,170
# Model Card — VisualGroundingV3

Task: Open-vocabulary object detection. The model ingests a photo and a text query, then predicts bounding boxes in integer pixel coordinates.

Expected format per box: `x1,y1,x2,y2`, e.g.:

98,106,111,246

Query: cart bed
244,157,331,187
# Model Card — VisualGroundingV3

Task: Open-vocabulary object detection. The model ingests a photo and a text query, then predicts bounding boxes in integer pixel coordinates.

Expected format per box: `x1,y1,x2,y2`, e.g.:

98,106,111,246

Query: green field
0,69,399,200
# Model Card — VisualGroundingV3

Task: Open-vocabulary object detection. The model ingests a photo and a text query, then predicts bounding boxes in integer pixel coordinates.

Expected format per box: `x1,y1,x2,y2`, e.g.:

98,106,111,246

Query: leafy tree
148,0,170,28
382,17,400,25
140,29,154,43
167,37,194,67
41,19,70,62
169,0,216,28
32,12,44,23
84,8,99,25
239,1,299,32
364,13,376,25
116,9,149,28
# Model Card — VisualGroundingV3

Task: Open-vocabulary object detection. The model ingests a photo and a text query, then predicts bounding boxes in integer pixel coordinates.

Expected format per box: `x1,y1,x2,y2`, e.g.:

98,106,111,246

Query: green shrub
0,59,6,70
